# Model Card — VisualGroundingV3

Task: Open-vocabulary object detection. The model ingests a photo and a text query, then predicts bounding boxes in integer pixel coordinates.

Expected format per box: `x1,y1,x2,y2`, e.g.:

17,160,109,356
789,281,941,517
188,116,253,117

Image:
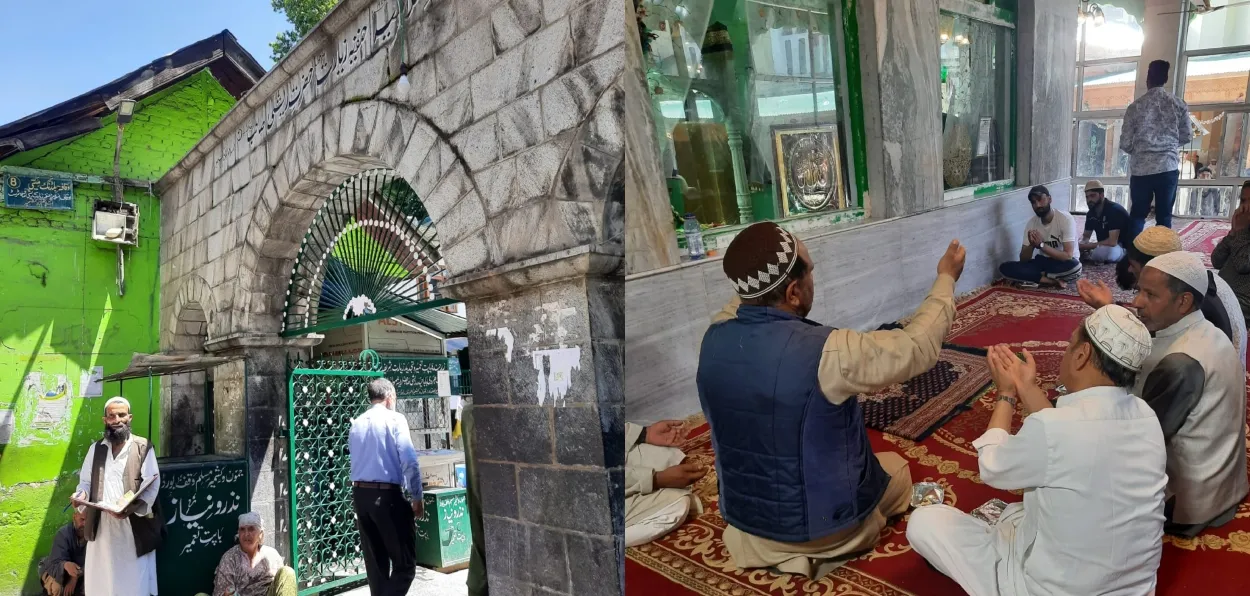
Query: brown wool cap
722,222,798,298
1133,226,1182,257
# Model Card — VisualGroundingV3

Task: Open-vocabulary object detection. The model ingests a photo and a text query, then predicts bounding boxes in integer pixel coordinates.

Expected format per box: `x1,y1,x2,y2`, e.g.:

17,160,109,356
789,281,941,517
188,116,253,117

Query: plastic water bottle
683,214,705,260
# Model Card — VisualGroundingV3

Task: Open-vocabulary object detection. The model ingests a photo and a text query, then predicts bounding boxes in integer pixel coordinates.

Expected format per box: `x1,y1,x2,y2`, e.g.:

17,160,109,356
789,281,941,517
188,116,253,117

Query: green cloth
463,406,489,596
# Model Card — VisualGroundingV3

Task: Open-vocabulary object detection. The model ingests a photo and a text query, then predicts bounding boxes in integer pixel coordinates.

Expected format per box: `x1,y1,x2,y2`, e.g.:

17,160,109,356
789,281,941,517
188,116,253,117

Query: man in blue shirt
1079,180,1131,263
349,378,423,596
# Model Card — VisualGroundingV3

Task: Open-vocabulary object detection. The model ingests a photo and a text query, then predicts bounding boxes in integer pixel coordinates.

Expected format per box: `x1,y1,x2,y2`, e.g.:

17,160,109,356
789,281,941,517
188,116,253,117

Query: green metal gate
288,352,455,594
288,352,384,595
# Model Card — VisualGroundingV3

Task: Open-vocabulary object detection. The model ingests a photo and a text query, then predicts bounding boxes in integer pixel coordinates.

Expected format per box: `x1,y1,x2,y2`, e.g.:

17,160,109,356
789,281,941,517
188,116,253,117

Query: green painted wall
0,69,237,595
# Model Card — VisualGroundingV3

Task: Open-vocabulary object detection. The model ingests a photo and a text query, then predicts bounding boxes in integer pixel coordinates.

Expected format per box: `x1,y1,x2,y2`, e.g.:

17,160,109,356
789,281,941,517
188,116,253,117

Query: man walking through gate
349,378,423,595
1120,60,1193,239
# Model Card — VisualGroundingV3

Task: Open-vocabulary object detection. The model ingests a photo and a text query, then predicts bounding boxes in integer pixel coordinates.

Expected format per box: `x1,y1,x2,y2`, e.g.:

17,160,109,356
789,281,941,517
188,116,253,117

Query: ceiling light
1092,5,1105,26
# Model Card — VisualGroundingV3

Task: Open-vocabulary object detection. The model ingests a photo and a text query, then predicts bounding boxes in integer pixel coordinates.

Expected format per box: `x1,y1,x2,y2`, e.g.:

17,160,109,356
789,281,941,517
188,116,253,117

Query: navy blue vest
697,305,890,543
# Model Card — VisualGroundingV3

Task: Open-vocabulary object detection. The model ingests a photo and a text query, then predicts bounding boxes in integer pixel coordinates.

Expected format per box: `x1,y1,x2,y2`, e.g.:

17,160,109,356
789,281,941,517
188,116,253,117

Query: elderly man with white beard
70,397,163,596
1130,251,1248,537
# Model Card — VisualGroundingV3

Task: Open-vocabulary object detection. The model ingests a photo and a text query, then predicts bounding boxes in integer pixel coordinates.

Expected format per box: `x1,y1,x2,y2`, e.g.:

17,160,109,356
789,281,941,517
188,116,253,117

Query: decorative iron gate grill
288,352,384,594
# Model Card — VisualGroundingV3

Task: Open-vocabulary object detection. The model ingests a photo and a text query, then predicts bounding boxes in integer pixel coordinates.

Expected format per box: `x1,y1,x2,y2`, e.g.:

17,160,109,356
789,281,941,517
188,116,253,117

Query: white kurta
907,387,1167,596
624,423,702,547
76,438,161,596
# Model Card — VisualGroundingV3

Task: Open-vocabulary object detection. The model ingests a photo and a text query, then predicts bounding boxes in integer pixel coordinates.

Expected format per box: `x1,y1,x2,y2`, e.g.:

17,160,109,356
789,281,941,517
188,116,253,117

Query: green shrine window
639,0,862,254
939,7,1017,200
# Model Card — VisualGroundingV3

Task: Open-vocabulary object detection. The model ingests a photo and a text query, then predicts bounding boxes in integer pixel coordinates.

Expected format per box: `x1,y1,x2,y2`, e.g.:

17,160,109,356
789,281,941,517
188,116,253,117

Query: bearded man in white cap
1078,225,1246,364
908,306,1167,596
198,512,296,596
1130,250,1248,536
698,222,966,577
70,397,162,596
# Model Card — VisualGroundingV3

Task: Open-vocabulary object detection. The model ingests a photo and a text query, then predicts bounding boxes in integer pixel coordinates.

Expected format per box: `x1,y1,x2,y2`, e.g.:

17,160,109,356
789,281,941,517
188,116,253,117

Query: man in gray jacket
1119,60,1193,241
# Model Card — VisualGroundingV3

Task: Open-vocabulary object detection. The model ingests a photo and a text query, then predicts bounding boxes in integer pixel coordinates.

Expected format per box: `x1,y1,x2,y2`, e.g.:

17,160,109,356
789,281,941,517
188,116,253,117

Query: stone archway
155,0,624,593
161,275,218,457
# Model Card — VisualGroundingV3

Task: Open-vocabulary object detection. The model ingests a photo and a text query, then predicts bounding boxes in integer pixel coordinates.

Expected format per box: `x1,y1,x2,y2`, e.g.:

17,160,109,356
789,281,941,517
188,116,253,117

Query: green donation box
415,487,471,569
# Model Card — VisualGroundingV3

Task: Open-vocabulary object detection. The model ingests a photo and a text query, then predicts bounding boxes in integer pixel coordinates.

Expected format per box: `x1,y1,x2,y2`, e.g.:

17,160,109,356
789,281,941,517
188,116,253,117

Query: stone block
491,0,543,53
556,200,598,244
401,57,439,106
554,405,604,466
587,278,623,341
521,525,569,592
471,43,527,120
394,121,438,185
212,175,232,212
337,103,362,157
442,229,492,274
566,533,621,596
497,92,543,157
379,108,419,167
351,102,380,155
424,162,472,223
409,0,459,63
230,160,252,196
440,192,488,247
436,19,496,91
468,352,511,404
419,78,474,135
525,18,573,92
493,201,552,264
342,49,388,102
540,47,622,137
457,0,500,31
599,403,623,469
450,114,499,172
514,136,568,200
584,84,624,158
483,516,521,581
476,460,518,519
542,0,574,23
570,0,620,65
554,143,614,202
592,339,622,407
474,157,517,217
517,466,612,534
473,406,553,464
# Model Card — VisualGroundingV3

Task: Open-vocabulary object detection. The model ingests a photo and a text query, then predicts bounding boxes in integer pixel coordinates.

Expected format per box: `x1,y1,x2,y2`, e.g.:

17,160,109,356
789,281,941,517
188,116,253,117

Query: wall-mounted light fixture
1078,1,1106,27
117,99,137,125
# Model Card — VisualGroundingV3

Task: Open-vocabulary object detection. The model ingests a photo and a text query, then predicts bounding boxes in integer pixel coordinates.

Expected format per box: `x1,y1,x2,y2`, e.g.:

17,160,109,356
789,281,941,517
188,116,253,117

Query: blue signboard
3,167,74,211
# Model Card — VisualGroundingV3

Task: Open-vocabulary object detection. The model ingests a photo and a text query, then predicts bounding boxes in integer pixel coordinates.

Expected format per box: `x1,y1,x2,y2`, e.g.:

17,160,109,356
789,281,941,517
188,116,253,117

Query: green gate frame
288,350,385,595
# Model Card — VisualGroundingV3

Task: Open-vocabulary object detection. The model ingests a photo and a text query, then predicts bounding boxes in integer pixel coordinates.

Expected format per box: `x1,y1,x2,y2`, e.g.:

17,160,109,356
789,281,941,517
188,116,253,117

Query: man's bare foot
1038,277,1063,289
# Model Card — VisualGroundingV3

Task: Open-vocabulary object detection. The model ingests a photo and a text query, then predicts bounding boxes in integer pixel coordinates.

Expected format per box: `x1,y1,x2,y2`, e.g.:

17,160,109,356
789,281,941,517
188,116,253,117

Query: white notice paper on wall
437,371,451,397
79,366,104,398
448,395,462,411
976,117,992,157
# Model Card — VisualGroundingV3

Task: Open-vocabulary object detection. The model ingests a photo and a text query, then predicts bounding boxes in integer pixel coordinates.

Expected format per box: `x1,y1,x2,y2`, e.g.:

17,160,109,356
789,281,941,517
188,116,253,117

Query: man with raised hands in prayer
697,221,965,578
908,306,1167,596
624,420,706,547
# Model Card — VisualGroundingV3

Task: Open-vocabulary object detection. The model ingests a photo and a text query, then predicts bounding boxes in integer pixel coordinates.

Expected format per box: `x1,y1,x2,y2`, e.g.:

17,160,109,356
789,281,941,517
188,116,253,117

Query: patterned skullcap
1133,226,1183,257
722,222,799,298
1084,305,1152,372
104,396,130,411
1145,251,1208,295
239,511,263,529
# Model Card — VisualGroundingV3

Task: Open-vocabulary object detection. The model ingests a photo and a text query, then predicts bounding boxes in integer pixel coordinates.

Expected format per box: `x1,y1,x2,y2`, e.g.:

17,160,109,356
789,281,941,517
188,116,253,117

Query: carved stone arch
168,274,219,351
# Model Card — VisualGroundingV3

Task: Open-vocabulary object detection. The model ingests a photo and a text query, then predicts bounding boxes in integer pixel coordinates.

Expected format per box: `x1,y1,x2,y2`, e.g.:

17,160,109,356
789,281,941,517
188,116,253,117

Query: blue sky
0,0,292,126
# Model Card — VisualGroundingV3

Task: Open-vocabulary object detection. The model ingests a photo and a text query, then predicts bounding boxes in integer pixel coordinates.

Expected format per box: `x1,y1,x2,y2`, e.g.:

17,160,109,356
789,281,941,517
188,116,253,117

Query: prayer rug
627,286,1250,595
860,347,992,441
1179,219,1230,267
991,261,1136,305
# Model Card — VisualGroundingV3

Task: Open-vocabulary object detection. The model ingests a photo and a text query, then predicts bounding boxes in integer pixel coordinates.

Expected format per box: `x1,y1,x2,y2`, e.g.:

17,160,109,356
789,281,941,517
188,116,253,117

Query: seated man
624,420,706,547
1213,180,1250,320
908,306,1166,596
198,512,296,596
999,186,1082,288
1078,180,1130,263
1079,224,1246,363
38,508,86,596
698,222,965,578
1129,251,1248,536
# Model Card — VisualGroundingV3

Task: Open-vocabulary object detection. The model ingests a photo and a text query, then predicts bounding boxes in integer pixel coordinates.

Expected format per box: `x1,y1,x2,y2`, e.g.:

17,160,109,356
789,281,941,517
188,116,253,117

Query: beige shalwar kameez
624,422,704,547
712,274,958,578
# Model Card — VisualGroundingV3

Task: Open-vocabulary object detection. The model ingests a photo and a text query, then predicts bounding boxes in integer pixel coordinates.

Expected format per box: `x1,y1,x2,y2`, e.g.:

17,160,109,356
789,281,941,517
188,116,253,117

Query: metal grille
282,168,452,337
288,352,384,595
382,357,451,450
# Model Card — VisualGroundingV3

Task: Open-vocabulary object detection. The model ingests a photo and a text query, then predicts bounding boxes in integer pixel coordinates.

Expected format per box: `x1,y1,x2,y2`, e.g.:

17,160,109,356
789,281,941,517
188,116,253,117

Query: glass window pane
1175,186,1236,218
1075,67,1081,112
1081,62,1137,110
1082,5,1145,61
1182,110,1229,179
1219,112,1245,177
1183,51,1250,105
749,4,822,78
1075,119,1130,177
1185,0,1250,51
940,14,1014,190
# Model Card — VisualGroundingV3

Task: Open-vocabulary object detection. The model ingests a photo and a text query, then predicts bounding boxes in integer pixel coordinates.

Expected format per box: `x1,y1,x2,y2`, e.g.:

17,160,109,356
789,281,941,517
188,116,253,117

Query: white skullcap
1144,251,1209,295
104,396,131,411
238,511,263,529
1084,305,1153,372
75,505,86,514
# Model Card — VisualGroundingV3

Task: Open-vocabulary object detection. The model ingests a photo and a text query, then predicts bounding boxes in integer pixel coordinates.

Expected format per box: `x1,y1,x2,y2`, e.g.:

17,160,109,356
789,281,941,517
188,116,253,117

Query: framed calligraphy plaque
771,125,847,218
2,167,75,211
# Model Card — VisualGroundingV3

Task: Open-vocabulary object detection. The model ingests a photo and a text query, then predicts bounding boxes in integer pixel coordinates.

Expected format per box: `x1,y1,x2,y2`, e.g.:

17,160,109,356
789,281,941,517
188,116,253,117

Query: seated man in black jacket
39,508,86,596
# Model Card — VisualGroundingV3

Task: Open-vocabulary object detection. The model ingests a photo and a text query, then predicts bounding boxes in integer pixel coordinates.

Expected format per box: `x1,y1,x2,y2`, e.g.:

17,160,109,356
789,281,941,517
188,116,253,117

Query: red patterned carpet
626,287,1250,595
1180,220,1230,267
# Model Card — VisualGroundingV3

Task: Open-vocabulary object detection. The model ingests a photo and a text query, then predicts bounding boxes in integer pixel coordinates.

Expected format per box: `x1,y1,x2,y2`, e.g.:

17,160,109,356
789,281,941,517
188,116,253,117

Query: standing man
698,222,965,578
1079,180,1130,263
999,186,1082,288
70,397,162,596
908,307,1166,595
1120,60,1193,237
349,378,423,595
1212,181,1250,320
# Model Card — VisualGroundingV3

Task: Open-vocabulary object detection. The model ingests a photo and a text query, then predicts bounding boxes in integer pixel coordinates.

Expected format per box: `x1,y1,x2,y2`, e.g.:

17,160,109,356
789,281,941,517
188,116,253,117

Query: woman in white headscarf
196,512,296,596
